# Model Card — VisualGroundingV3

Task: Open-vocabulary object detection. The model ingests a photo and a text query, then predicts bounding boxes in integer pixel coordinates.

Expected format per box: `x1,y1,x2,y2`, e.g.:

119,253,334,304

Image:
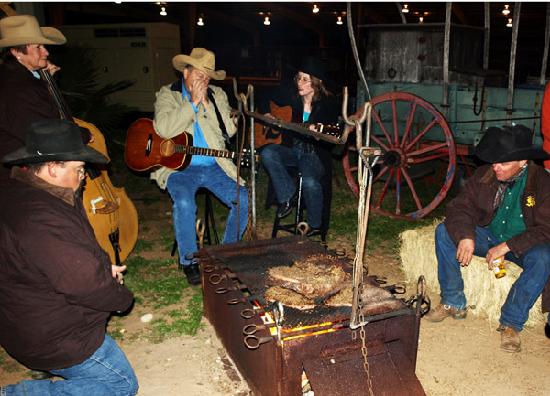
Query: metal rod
541,3,550,85
483,3,490,71
507,2,522,124
449,115,538,124
442,2,452,118
248,84,257,238
395,2,407,24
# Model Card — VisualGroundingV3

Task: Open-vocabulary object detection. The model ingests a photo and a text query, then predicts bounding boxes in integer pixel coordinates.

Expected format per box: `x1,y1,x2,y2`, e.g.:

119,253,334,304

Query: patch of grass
159,226,175,252
149,292,204,342
107,316,126,340
133,238,154,254
124,256,188,308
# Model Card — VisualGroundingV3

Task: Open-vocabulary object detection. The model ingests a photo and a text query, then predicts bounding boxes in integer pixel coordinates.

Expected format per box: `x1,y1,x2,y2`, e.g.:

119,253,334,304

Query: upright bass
0,2,138,264
40,69,139,265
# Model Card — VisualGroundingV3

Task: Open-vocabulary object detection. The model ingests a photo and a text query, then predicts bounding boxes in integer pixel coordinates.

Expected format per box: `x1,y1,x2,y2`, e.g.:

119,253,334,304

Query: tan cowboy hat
172,48,226,80
0,15,66,48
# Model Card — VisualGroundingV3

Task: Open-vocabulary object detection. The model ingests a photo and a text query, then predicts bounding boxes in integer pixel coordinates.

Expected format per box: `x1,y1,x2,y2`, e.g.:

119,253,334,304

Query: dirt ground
2,185,550,396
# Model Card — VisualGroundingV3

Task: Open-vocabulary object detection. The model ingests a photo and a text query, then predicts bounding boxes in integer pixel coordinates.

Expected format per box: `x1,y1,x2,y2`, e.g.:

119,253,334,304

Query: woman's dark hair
294,72,331,102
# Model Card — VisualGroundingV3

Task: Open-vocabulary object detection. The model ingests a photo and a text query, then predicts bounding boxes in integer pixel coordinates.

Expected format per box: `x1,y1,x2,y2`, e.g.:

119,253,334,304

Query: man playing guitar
151,48,248,285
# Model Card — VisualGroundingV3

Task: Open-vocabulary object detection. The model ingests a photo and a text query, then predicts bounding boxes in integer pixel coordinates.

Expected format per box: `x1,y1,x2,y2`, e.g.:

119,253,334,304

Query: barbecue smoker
199,236,425,395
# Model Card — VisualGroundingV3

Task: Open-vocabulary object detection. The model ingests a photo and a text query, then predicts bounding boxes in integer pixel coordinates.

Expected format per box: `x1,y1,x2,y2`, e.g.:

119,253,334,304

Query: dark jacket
0,58,60,182
284,94,340,160
0,167,133,370
444,163,550,312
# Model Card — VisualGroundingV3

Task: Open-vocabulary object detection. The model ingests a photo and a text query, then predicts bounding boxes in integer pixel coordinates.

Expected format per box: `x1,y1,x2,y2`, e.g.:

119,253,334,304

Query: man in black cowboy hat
425,124,550,353
0,119,138,394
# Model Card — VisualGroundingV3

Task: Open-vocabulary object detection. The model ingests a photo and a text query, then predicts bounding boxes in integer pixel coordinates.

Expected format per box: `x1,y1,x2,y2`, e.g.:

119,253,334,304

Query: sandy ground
2,189,550,395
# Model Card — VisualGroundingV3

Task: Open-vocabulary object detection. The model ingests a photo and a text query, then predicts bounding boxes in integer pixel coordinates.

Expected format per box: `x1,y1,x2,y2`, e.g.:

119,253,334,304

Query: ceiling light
114,0,122,4
502,4,511,16
197,17,204,26
419,16,424,23
313,4,319,14
336,16,343,25
506,17,513,28
264,16,271,26
402,4,409,14
159,6,167,16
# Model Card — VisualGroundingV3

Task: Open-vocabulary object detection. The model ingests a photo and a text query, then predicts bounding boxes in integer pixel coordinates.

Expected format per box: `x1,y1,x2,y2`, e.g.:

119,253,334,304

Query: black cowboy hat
473,124,550,163
2,119,108,165
296,56,328,83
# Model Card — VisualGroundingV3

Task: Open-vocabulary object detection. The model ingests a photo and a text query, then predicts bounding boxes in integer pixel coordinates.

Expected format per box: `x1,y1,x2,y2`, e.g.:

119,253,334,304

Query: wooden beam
269,3,326,47
200,6,260,47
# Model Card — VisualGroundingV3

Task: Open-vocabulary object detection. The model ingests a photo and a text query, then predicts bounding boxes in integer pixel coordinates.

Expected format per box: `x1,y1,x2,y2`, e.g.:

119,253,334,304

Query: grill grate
199,236,408,329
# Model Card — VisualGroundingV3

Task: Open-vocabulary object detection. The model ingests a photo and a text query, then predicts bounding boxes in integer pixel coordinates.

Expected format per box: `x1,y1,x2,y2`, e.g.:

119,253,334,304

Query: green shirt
489,170,527,242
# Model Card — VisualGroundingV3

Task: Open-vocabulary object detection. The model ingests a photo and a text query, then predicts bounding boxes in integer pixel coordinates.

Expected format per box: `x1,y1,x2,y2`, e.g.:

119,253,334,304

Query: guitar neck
175,144,237,159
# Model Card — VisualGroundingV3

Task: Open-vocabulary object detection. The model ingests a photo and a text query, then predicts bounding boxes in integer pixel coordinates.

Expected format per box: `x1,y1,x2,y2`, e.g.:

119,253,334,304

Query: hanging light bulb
197,17,204,26
402,4,409,14
506,17,513,28
502,4,511,16
159,6,167,16
419,16,424,23
263,16,271,26
336,15,343,25
313,4,319,14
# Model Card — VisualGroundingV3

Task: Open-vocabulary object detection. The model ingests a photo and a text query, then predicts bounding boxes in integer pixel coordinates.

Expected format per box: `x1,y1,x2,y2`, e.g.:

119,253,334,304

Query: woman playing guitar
260,57,340,237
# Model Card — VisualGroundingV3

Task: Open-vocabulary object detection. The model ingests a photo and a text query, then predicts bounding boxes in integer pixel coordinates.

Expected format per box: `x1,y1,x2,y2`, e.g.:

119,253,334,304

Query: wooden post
540,4,550,86
442,2,452,118
483,3,491,71
506,3,522,124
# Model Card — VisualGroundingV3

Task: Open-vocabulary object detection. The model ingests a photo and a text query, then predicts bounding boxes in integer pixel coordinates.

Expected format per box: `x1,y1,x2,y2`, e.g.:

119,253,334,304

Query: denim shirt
181,80,215,167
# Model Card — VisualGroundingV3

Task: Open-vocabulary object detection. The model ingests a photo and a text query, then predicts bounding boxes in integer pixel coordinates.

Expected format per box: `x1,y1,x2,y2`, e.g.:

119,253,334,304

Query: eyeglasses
63,163,86,177
294,75,312,84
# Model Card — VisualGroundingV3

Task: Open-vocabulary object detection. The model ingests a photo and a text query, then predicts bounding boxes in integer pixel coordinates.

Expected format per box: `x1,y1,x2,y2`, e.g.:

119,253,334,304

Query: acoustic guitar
252,101,342,147
125,118,256,171
254,101,290,148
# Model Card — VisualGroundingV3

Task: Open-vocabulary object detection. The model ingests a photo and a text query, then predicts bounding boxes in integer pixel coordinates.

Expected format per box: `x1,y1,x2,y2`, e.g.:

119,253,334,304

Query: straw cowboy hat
2,119,107,165
172,48,226,80
0,15,66,48
474,124,550,163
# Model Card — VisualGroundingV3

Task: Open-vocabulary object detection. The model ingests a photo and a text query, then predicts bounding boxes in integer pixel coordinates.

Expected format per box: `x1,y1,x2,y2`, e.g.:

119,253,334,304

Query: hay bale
399,222,545,328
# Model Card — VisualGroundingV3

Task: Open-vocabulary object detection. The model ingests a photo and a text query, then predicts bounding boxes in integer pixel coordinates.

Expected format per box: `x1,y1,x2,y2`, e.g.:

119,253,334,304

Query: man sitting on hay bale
425,124,550,353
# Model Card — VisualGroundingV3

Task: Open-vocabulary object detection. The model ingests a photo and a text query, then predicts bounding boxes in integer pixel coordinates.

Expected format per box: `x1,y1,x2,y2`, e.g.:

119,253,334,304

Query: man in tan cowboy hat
0,119,138,394
151,47,248,285
425,124,550,353
0,14,68,183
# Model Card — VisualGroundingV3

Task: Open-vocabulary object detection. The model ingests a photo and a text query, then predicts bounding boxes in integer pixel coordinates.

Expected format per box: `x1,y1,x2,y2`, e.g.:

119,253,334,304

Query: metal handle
209,273,225,285
243,335,272,350
240,308,256,319
243,324,268,335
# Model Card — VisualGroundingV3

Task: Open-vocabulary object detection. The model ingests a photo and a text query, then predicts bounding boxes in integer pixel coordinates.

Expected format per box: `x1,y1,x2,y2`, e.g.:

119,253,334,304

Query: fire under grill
199,236,425,396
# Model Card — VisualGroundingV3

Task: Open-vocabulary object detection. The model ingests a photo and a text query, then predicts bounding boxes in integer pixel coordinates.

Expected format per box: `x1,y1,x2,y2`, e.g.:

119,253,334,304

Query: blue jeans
261,144,325,229
435,223,550,331
166,163,248,265
1,335,138,396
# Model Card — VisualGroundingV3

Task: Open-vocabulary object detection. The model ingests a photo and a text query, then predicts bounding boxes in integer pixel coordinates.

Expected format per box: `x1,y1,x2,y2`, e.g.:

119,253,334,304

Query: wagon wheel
342,92,456,220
